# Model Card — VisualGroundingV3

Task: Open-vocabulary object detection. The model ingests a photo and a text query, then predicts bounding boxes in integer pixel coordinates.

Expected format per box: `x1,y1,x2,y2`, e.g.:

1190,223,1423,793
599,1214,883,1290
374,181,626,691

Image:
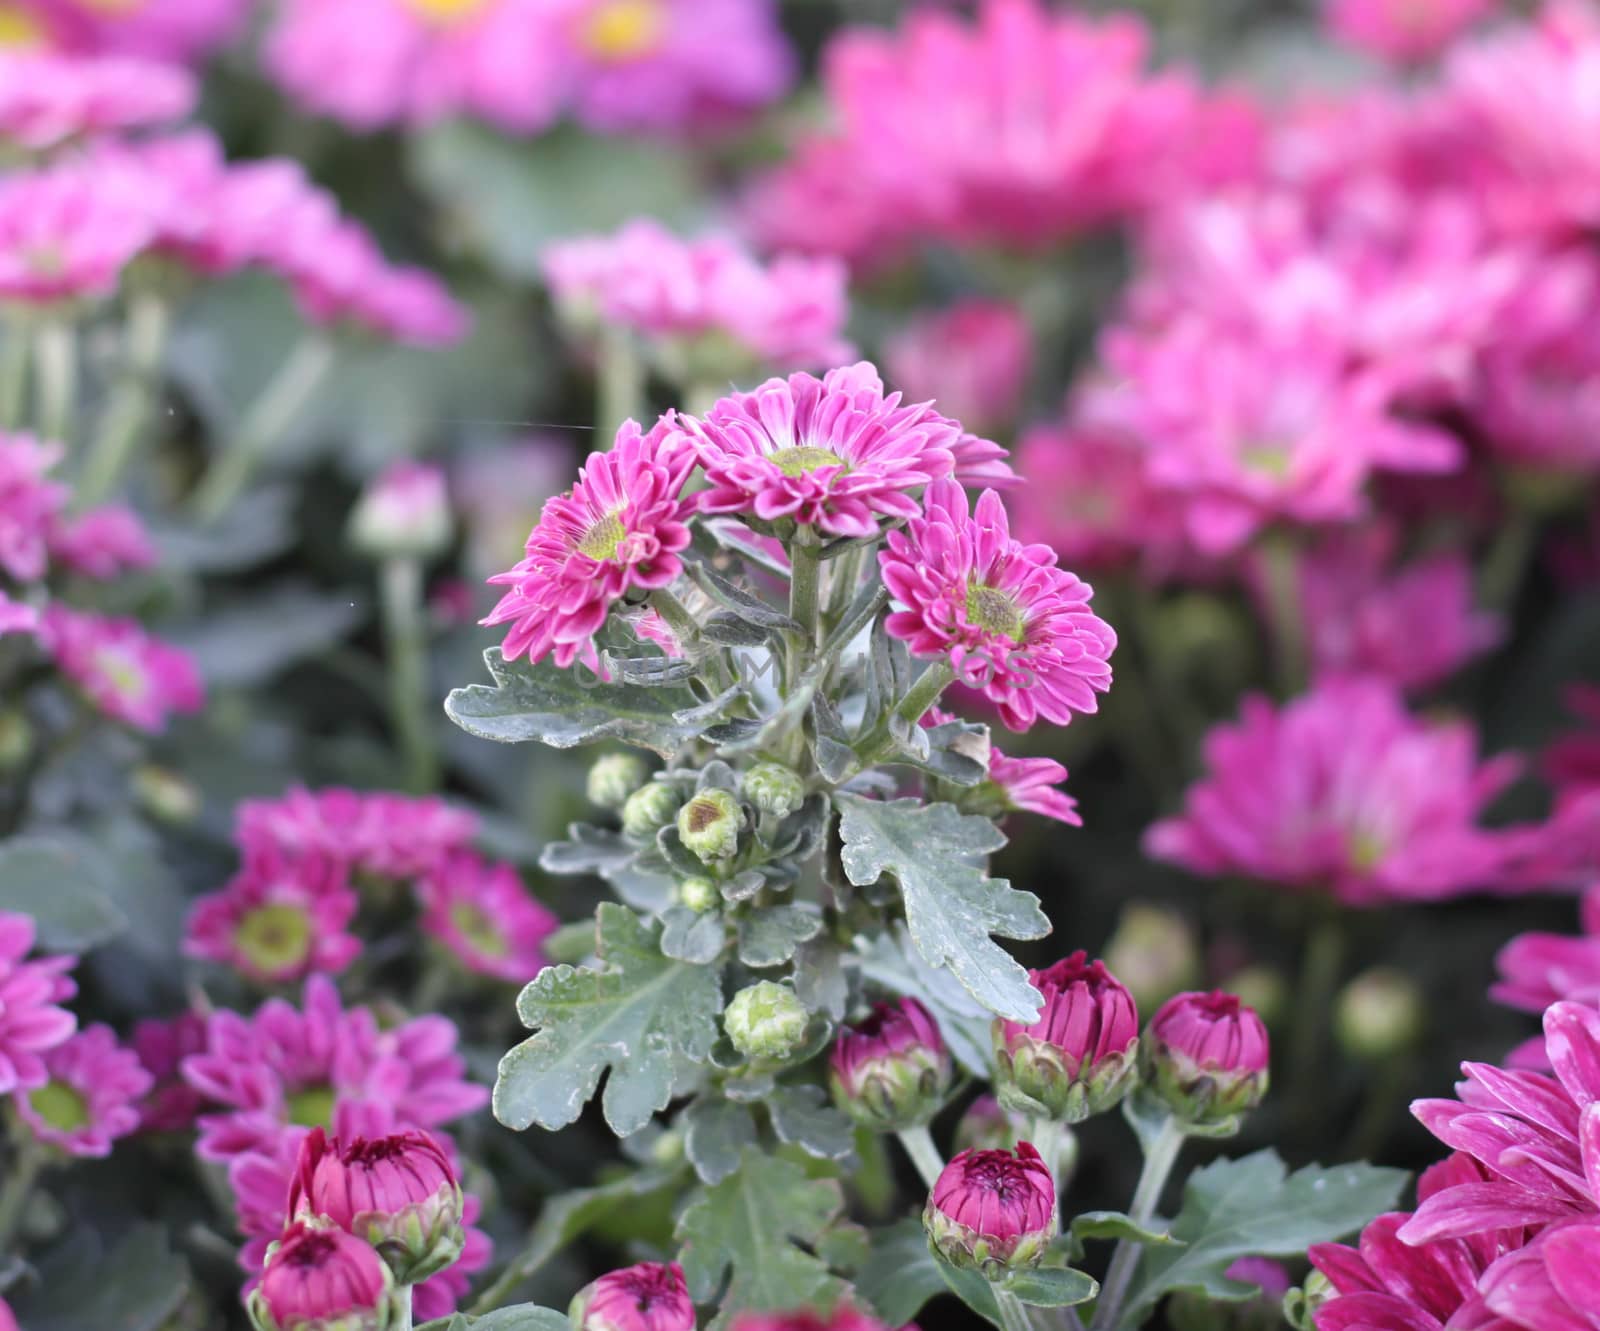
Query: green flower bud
741,762,805,820
1283,1270,1336,1331
621,782,681,840
133,765,202,825
1222,965,1287,1027
1334,967,1423,1061
723,981,808,1062
587,753,649,810
1103,905,1200,1012
0,710,31,772
678,877,720,914
677,788,744,863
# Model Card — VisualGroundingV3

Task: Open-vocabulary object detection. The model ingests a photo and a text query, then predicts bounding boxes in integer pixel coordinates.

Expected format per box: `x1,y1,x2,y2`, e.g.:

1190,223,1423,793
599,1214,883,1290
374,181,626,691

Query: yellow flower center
93,647,148,702
965,582,1026,641
286,1085,335,1129
577,510,627,561
1240,439,1293,478
580,0,667,61
768,445,845,478
30,1079,88,1132
450,902,507,958
235,902,312,975
0,6,46,46
403,0,490,26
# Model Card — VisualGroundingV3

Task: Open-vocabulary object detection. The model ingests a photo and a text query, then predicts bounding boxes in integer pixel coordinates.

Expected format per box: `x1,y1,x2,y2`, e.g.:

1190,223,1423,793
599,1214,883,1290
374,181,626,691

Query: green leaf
1002,1266,1099,1308
856,927,995,1076
0,836,126,951
447,648,713,757
767,1084,856,1164
737,903,823,967
1119,1152,1408,1327
165,583,362,687
660,906,727,965
494,903,723,1136
683,1096,758,1185
676,1148,848,1329
835,796,1048,1022
854,1218,1001,1328
14,1224,189,1331
419,1310,570,1331
1071,1211,1180,1246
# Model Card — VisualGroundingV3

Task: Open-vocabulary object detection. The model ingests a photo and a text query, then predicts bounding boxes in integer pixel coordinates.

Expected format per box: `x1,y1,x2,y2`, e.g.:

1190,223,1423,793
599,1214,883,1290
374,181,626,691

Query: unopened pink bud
1144,991,1270,1126
570,1260,695,1331
248,1220,396,1331
349,461,453,560
829,998,952,1132
923,1141,1058,1276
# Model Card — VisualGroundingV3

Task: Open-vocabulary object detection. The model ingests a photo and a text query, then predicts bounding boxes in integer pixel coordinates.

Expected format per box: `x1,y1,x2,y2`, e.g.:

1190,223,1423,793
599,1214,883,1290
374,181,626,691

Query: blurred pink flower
264,0,564,134
416,848,556,983
571,1261,694,1331
14,1023,151,1157
235,786,478,882
0,49,193,149
0,432,68,583
0,158,152,304
0,910,77,1095
47,503,156,579
1494,886,1600,1016
130,1011,208,1133
484,417,695,670
1547,687,1600,795
0,592,38,638
1146,677,1521,906
1324,0,1494,63
48,0,248,63
39,603,204,733
880,478,1115,732
885,300,1031,436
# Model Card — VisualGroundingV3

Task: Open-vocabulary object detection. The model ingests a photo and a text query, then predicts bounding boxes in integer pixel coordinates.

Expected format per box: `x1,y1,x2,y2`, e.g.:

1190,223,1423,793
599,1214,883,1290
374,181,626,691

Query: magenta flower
922,707,1080,826
879,478,1116,732
264,0,564,134
1494,887,1600,1020
235,786,478,882
0,50,193,149
184,850,361,984
39,603,204,734
0,911,77,1095
1324,0,1493,62
924,1141,1058,1273
131,1012,208,1133
47,503,157,580
678,362,959,541
886,300,1032,437
1146,677,1521,906
484,417,695,670
571,1260,695,1331
416,849,556,983
1403,999,1600,1243
0,159,152,305
49,0,249,63
0,433,68,584
249,1220,395,1331
0,592,37,639
828,997,952,1132
1478,1218,1600,1331
1547,687,1600,796
993,952,1139,1122
1144,991,1270,1124
551,0,793,135
0,1296,15,1331
15,1023,151,1157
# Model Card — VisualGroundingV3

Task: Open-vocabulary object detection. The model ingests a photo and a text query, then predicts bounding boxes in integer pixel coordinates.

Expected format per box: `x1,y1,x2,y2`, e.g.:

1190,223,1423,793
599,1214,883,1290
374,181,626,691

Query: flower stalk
78,290,171,505
380,555,438,794
1090,1115,1186,1331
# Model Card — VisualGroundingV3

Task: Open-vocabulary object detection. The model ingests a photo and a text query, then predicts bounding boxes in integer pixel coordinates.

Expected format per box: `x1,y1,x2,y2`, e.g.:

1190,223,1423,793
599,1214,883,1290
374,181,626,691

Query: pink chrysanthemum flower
0,50,193,150
886,300,1032,438
48,0,249,63
1146,677,1521,906
47,503,156,579
879,478,1116,732
416,849,556,983
1477,1216,1600,1331
39,603,204,734
550,0,793,134
264,0,564,134
182,974,487,1167
484,417,695,670
184,849,361,984
131,1011,208,1133
0,158,152,305
235,786,479,882
15,1023,151,1157
0,432,68,583
1403,999,1600,1243
922,709,1080,826
0,911,77,1095
680,362,962,541
1494,886,1600,1023
1324,0,1494,64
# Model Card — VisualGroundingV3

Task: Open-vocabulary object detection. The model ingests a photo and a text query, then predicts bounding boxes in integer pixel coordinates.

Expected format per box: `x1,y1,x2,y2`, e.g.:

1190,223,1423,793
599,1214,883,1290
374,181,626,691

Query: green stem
993,1288,1036,1331
395,1283,413,1331
785,534,823,700
33,319,77,445
1090,1116,1186,1331
0,320,28,430
649,587,701,650
189,335,336,522
1339,1054,1407,1164
1260,533,1306,698
895,661,955,728
895,1123,945,1192
1290,913,1347,1131
380,556,438,794
0,1132,45,1251
1027,1117,1072,1210
77,292,171,505
597,323,645,443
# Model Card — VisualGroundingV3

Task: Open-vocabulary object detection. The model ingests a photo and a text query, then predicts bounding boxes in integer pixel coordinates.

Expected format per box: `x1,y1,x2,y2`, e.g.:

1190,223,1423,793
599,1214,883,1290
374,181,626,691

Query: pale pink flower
923,708,1079,826
551,0,793,135
879,478,1116,732
47,503,156,579
0,50,193,149
349,460,453,559
0,911,77,1095
184,849,361,984
1494,886,1600,1018
48,0,246,62
39,603,203,733
0,158,152,305
416,849,556,983
235,786,479,882
14,1023,151,1157
484,417,695,670
886,300,1032,437
1146,677,1521,906
264,0,565,134
1324,0,1495,63
0,432,68,583
680,362,961,541
131,1011,208,1133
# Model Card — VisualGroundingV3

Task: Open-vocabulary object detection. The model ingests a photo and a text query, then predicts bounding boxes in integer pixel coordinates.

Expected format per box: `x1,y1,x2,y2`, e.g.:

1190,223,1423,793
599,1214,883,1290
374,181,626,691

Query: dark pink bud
829,998,952,1131
289,1128,463,1284
923,1141,1058,1275
571,1260,695,1331
1144,991,1270,1126
992,952,1140,1123
248,1221,396,1331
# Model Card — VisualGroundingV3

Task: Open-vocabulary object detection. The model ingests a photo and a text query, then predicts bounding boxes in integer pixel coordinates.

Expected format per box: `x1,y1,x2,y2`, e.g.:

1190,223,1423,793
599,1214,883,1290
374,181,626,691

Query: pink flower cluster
1322,0,1495,63
0,49,194,150
184,785,556,987
0,0,249,63
264,0,792,136
543,220,853,378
